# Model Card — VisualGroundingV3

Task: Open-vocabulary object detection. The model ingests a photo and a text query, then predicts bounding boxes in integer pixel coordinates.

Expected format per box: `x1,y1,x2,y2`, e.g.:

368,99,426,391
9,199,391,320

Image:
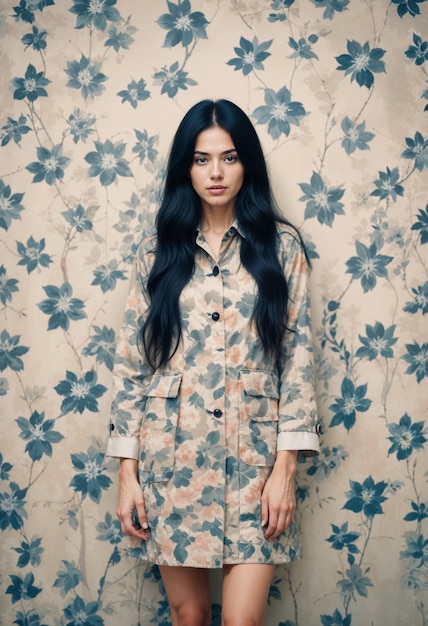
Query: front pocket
139,373,182,483
239,369,279,467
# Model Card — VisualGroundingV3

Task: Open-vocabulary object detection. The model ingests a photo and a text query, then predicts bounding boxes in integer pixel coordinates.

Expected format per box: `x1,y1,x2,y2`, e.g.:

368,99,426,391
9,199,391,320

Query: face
189,126,245,215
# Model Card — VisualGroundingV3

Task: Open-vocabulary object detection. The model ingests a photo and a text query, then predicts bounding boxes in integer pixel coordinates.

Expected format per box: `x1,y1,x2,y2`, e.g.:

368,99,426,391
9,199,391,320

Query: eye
225,154,238,163
195,156,207,165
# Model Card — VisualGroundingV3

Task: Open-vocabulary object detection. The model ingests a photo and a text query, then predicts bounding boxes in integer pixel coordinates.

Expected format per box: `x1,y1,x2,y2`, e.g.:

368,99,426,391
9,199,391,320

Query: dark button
109,423,115,432
211,312,220,321
212,266,219,276
213,409,223,418
315,423,322,436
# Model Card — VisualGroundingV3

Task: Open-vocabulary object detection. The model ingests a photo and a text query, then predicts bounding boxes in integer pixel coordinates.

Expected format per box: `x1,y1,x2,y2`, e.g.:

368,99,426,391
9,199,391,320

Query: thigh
221,563,275,626
159,565,211,626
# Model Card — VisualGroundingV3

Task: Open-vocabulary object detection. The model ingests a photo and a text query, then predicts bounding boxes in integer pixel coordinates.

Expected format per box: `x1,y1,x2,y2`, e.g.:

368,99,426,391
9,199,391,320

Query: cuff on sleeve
105,436,139,460
277,430,320,457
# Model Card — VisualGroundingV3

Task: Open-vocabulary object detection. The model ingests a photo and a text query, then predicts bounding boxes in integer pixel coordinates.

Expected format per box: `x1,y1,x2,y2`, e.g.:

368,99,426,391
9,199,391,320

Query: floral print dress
106,221,320,567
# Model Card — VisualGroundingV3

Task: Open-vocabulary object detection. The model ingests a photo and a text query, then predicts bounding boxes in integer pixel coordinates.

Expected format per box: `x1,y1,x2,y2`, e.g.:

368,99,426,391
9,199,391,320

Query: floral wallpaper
0,0,427,625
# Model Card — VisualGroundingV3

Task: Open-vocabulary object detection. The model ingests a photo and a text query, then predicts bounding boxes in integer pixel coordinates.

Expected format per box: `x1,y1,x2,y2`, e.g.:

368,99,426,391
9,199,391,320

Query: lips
208,186,226,190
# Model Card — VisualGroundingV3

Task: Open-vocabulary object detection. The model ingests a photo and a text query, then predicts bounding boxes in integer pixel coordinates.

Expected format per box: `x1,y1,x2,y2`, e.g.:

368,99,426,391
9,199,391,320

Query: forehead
194,126,236,153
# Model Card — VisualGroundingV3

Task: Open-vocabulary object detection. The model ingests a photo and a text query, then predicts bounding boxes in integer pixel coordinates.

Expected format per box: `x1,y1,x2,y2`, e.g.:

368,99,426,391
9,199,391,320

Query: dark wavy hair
140,99,300,369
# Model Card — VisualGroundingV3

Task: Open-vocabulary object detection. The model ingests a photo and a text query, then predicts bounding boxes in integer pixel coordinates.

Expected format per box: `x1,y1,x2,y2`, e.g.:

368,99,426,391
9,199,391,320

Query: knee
171,604,211,626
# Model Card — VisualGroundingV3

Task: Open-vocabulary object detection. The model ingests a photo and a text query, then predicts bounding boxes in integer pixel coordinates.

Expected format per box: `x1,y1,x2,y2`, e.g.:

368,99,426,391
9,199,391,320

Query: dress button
316,423,322,435
212,266,219,276
213,409,223,418
211,312,220,321
109,423,115,432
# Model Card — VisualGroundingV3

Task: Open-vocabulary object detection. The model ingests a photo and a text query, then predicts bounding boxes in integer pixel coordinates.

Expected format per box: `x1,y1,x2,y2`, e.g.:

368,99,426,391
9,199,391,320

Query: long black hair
140,99,298,369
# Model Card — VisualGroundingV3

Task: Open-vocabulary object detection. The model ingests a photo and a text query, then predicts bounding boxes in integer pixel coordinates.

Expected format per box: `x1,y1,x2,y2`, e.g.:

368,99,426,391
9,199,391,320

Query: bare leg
221,563,275,626
159,565,211,626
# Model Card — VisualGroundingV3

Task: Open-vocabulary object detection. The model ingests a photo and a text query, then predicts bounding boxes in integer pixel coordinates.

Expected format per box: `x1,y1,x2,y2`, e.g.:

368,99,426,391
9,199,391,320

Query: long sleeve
276,229,320,457
106,239,154,460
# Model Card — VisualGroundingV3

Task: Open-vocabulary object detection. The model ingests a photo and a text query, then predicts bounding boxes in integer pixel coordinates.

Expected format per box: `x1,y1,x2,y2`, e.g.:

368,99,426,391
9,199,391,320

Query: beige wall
1,1,427,624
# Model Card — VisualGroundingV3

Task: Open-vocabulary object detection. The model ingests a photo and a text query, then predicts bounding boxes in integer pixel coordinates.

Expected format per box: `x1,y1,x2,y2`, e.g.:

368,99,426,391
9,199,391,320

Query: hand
261,450,297,541
117,458,149,540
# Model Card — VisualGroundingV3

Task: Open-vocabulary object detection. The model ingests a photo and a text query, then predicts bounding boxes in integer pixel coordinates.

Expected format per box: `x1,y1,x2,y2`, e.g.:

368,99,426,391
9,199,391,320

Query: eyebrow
193,148,238,156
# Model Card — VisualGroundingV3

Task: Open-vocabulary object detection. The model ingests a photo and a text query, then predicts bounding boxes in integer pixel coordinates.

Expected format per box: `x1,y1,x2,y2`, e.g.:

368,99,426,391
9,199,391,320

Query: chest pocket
239,369,279,467
139,373,182,483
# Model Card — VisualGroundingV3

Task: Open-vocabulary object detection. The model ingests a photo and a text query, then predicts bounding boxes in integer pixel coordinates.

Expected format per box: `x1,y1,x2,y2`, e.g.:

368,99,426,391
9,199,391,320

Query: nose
210,159,223,179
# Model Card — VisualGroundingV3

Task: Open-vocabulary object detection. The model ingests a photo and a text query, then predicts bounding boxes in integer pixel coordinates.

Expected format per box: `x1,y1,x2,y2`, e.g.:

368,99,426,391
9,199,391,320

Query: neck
199,206,236,234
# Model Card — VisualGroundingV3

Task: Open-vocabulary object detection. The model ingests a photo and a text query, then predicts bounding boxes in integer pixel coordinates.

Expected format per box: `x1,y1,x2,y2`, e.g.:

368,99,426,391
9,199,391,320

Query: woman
106,99,320,626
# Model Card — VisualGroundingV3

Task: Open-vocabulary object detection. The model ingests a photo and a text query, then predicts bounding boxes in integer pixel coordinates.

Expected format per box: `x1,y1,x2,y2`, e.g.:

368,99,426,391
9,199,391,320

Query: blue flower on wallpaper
355,321,397,360
153,62,197,98
252,87,306,139
0,181,24,231
402,132,428,171
371,166,404,202
21,25,48,51
13,537,43,568
67,108,96,144
65,56,108,100
311,0,350,20
91,260,126,293
26,144,70,185
341,117,375,154
63,596,104,626
344,475,388,519
0,453,12,480
0,266,18,305
404,501,428,523
85,139,132,186
82,325,116,371
133,129,159,163
12,0,54,24
53,560,83,596
346,241,393,292
6,572,41,604
0,331,29,372
321,609,351,626
268,0,295,22
62,203,93,232
329,377,372,431
157,0,208,47
12,63,51,102
117,78,150,108
0,482,27,530
105,21,137,52
69,446,112,502
306,445,348,481
16,410,64,462
38,283,86,331
387,413,427,460
402,341,428,382
400,531,428,568
96,512,122,544
336,40,386,89
411,204,428,244
392,0,426,19
299,171,345,226
1,115,31,147
55,370,107,414
227,36,273,75
288,35,319,60
337,563,373,601
404,281,428,314
70,0,121,31
327,522,360,564
405,33,428,65
16,237,53,273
